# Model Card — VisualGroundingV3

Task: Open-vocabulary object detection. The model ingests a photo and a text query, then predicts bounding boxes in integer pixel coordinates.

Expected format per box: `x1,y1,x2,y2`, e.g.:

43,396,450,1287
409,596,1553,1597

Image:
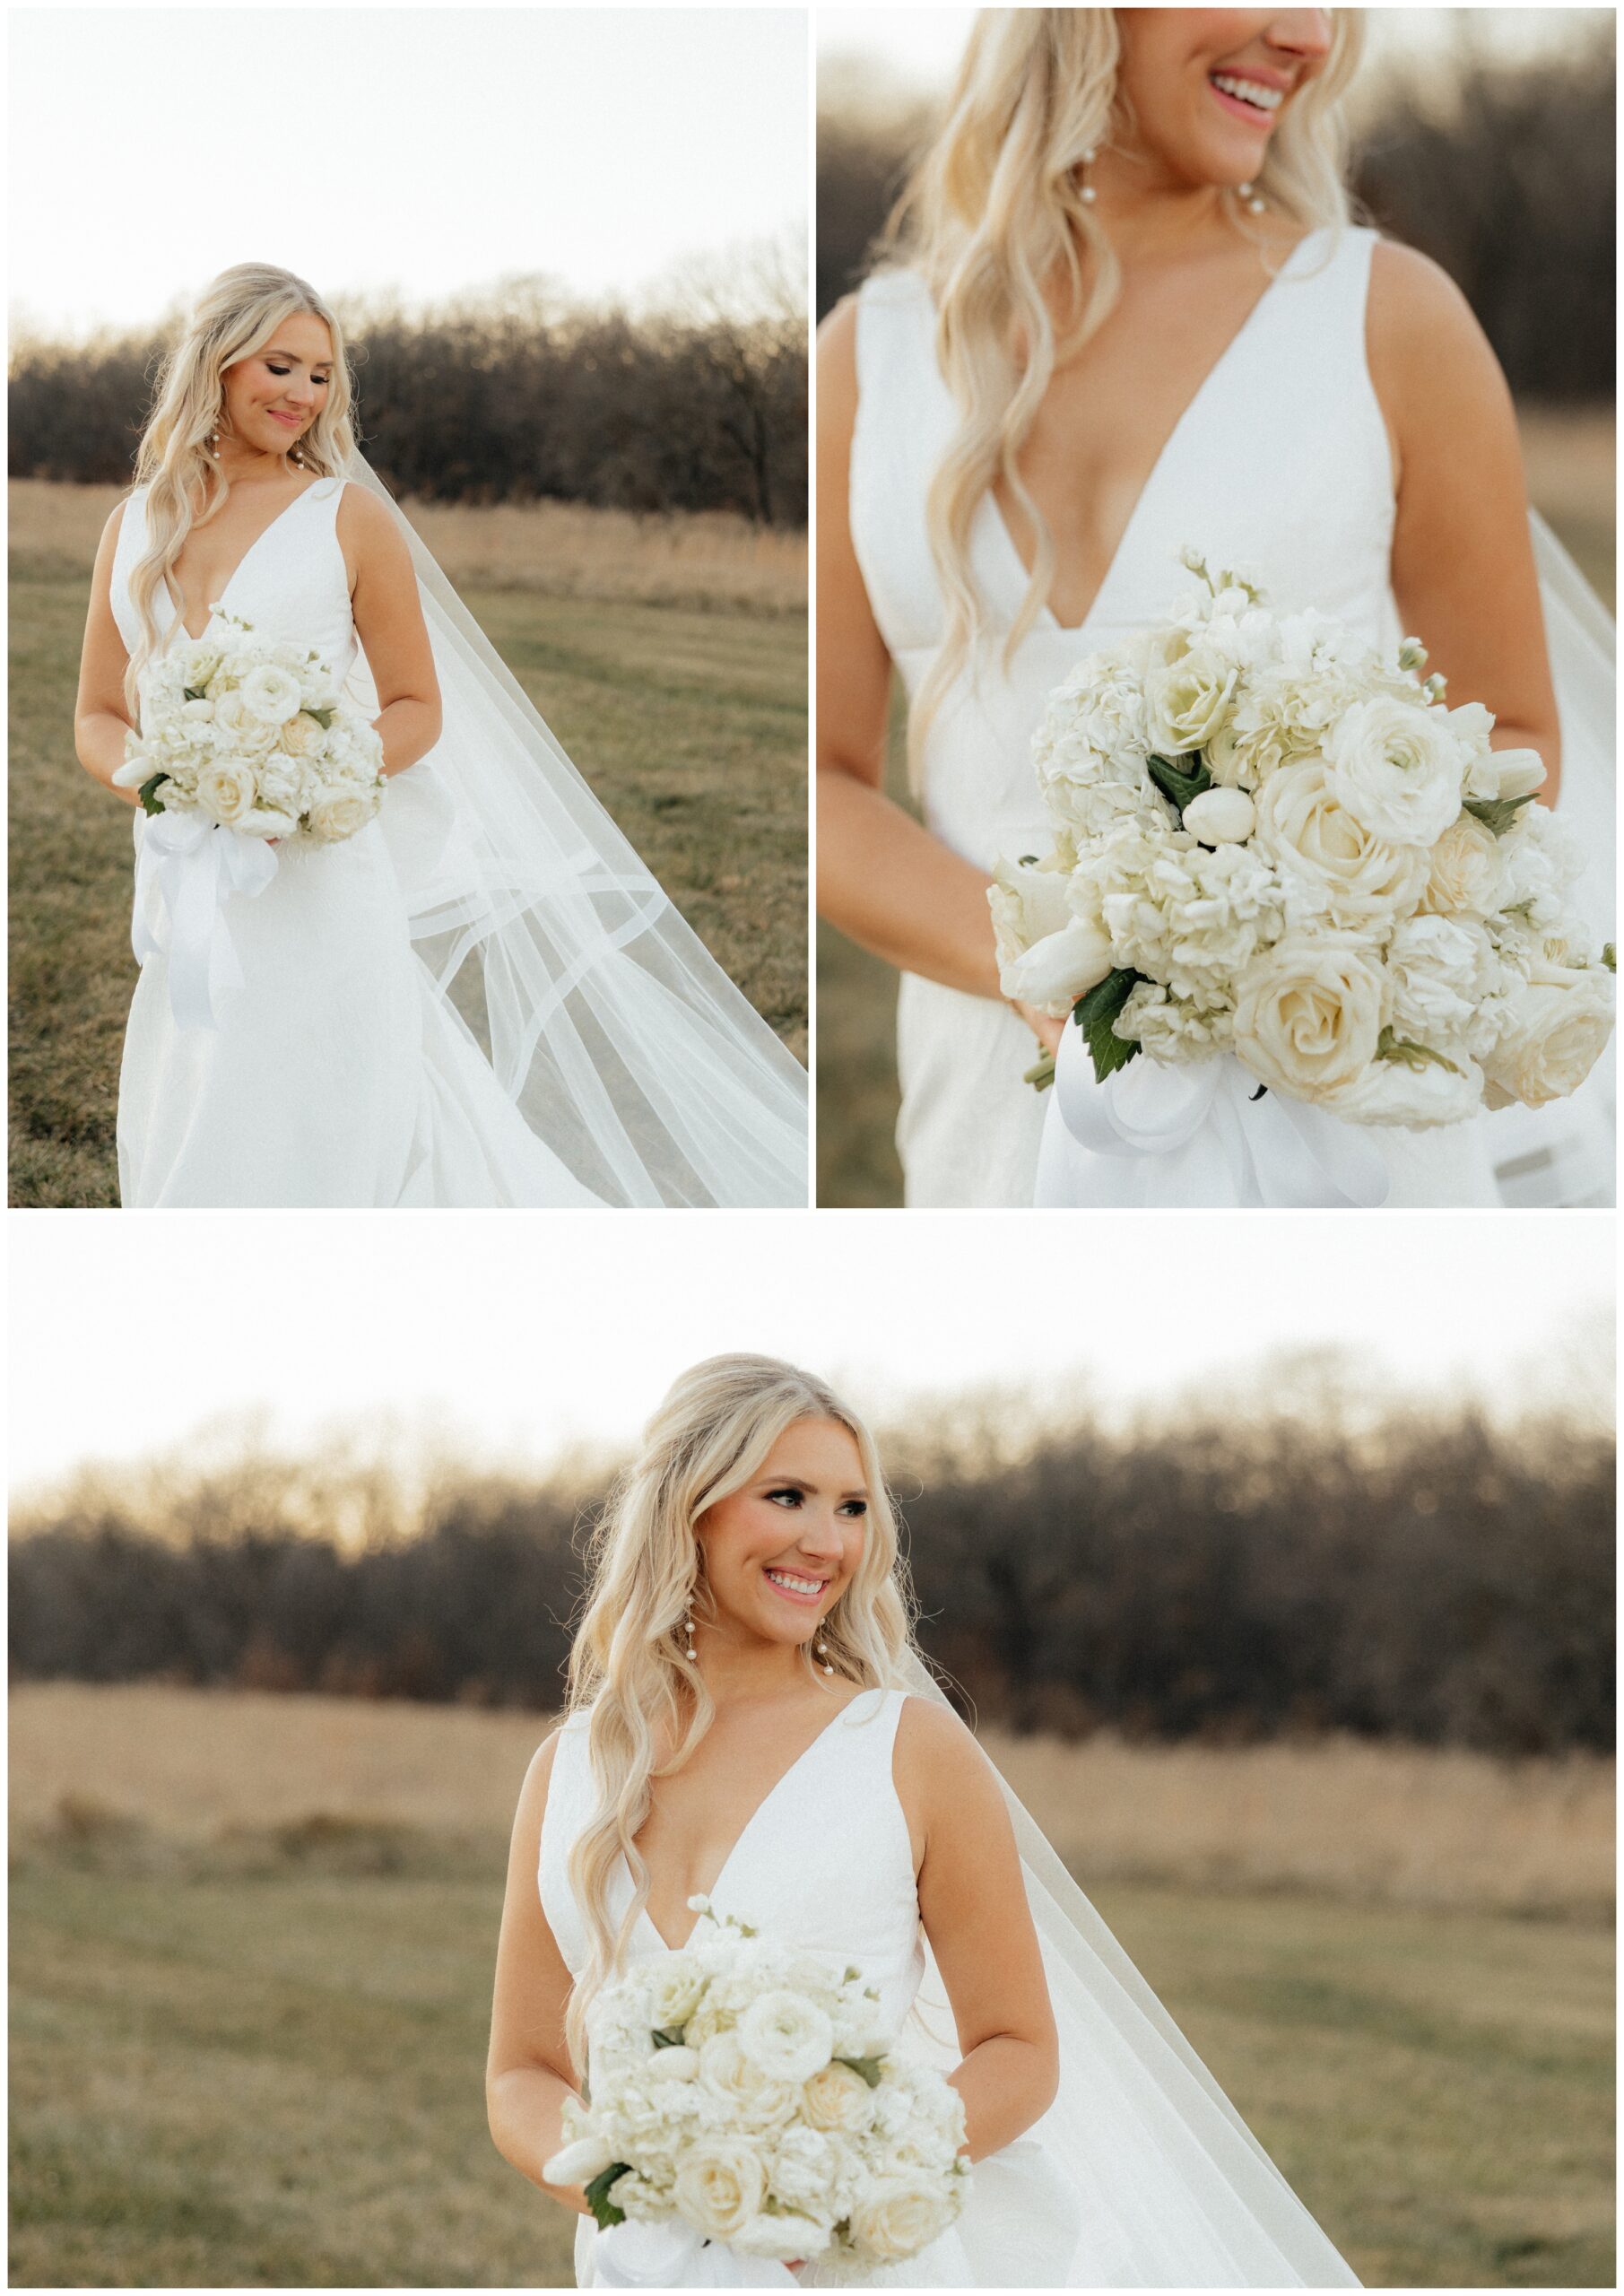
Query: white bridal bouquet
992,551,1615,1126
545,1901,968,2281
114,609,385,842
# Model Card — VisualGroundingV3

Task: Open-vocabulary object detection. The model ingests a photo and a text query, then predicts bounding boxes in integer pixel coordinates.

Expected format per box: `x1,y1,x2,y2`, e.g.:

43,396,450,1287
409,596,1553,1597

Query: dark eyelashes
763,1487,867,1517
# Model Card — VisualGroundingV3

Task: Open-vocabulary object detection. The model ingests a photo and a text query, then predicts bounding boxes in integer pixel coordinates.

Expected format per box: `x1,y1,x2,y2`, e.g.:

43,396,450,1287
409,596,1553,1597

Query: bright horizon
9,1212,1611,1497
7,7,809,337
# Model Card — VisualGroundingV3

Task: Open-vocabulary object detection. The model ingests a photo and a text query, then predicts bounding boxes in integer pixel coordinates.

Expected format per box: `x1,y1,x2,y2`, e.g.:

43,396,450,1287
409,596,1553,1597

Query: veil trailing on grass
1484,511,1616,1207
899,1651,1360,2287
343,453,808,1208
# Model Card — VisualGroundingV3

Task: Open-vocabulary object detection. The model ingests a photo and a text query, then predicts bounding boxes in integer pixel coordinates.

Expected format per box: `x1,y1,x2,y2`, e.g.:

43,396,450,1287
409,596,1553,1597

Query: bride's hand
1012,1000,1064,1057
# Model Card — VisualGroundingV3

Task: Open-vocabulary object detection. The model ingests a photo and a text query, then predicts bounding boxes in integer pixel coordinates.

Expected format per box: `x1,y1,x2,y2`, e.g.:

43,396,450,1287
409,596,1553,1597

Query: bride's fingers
1012,999,1064,1057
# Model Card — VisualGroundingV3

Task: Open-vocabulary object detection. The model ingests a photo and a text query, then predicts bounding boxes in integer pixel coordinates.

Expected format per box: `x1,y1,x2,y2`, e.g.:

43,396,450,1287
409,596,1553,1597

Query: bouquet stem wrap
132,812,279,1031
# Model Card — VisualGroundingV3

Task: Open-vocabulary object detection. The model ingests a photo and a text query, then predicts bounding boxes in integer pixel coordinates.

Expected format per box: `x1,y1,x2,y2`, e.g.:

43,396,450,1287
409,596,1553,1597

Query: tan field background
9,1682,1614,2289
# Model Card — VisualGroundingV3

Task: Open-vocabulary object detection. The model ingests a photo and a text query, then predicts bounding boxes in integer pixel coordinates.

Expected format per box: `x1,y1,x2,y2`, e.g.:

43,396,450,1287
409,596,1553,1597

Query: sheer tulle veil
1485,509,1615,1205
341,453,808,1208
897,1652,1361,2287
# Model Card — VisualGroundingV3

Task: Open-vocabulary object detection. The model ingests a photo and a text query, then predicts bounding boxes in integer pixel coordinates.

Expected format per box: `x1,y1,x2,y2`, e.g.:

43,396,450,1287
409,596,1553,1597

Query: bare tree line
11,1386,1611,1754
8,261,807,526
816,29,1615,403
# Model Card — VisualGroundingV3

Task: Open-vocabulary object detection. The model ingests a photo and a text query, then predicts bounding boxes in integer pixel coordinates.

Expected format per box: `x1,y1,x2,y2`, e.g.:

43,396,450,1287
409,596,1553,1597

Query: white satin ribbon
132,813,280,1031
1038,1020,1392,1208
590,2220,798,2288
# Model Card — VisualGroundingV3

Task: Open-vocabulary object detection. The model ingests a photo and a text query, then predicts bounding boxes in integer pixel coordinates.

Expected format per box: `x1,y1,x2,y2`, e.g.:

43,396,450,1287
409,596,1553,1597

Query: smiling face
693,1415,869,1657
218,309,334,460
1113,9,1333,189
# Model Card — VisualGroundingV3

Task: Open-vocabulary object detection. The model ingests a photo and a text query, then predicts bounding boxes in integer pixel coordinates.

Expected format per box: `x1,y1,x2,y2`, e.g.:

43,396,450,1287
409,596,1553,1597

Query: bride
74,264,807,1208
816,8,1613,1210
487,1354,1360,2288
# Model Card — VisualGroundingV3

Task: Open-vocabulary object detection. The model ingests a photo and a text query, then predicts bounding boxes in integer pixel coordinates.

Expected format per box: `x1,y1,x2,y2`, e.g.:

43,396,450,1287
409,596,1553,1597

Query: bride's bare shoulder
1367,238,1508,402
895,1692,997,1790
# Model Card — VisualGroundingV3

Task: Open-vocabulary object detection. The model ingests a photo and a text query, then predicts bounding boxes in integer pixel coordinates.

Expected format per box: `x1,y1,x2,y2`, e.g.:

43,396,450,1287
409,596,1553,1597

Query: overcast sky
10,1212,1611,1493
8,6,808,335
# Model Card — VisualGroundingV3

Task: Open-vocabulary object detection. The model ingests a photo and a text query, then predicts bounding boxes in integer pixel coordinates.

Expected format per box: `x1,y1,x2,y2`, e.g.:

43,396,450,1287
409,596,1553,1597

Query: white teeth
1211,73,1283,112
766,1569,824,1596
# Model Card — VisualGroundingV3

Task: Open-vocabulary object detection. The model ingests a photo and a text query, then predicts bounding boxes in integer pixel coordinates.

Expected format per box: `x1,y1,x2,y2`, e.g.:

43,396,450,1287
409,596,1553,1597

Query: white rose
1181,787,1255,845
306,790,377,844
1143,634,1238,756
801,2060,876,2135
673,2138,767,2243
239,663,304,727
647,1958,708,2030
213,688,278,753
1252,760,1428,927
735,1990,834,2085
1231,933,1385,1101
277,710,326,760
1324,1045,1483,1128
697,2032,798,2131
193,757,260,827
1481,963,1614,1109
1420,813,1506,918
1324,695,1464,847
847,2178,959,2266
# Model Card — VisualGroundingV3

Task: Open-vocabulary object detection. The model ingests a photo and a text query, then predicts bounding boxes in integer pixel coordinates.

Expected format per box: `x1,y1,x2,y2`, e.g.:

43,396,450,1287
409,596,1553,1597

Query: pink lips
269,410,304,429
1208,78,1277,128
763,1568,828,1609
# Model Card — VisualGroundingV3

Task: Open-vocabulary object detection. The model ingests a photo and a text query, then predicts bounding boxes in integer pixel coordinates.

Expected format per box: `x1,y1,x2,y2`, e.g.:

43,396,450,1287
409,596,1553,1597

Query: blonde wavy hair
561,1353,921,2069
125,263,356,706
881,7,1367,778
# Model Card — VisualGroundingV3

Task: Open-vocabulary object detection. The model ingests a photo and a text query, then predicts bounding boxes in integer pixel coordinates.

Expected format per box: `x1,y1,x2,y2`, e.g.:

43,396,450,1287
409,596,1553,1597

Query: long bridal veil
1485,510,1615,1207
343,454,808,1208
899,1654,1360,2289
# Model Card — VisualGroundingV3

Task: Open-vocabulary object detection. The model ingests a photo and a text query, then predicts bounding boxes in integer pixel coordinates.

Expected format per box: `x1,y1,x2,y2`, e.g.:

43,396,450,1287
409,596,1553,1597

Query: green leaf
303,706,336,730
182,684,209,702
137,772,171,817
1145,753,1212,821
1602,944,1615,974
1376,1027,1463,1076
650,2026,686,2050
585,2164,631,2229
1073,967,1147,1083
1463,792,1539,838
834,2054,884,2089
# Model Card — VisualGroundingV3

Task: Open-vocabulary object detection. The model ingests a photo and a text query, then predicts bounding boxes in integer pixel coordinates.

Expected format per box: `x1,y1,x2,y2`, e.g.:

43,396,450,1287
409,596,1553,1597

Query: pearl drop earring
1238,179,1267,215
814,1638,833,1677
1079,144,1098,204
683,1608,697,1662
207,429,221,459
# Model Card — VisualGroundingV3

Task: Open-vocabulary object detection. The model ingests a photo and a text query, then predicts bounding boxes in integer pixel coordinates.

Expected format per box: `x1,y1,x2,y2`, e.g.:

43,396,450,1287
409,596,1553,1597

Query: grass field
7,485,807,1208
816,409,1616,1206
8,1684,1615,2288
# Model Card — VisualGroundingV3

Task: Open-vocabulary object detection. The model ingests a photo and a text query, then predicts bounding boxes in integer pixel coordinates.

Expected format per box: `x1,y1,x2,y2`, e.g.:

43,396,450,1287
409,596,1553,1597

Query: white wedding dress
109,474,808,1207
848,228,1613,1208
540,1686,1359,2289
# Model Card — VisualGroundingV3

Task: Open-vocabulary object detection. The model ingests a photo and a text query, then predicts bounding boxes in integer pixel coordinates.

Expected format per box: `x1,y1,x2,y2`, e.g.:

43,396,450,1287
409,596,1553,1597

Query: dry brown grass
10,1682,1611,1918
6,480,805,614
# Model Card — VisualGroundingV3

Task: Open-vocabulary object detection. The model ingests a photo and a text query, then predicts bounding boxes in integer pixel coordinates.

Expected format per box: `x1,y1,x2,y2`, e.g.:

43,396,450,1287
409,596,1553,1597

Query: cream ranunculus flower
1251,760,1429,927
801,2059,876,2136
278,709,326,760
1143,635,1239,757
1420,812,1506,918
306,790,377,843
193,756,260,827
735,1990,834,2084
1181,786,1255,845
239,663,304,726
1481,962,1614,1109
696,2032,798,2132
847,2178,959,2266
673,2137,767,2243
1231,933,1385,1100
1324,694,1465,847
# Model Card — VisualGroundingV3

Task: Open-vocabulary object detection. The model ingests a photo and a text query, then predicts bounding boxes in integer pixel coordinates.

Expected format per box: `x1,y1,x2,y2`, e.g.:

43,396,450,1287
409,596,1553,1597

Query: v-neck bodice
109,474,356,696
538,1687,925,2037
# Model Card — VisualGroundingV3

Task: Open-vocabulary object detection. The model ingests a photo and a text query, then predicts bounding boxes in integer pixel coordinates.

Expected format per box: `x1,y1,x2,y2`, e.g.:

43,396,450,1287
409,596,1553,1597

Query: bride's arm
1368,239,1563,803
339,488,444,777
486,1732,593,2219
74,503,141,806
896,1698,1059,2161
816,301,1013,1004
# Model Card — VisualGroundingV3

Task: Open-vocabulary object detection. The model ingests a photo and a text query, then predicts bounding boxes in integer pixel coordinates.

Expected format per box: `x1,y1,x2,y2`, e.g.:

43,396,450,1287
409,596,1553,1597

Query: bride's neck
211,442,297,486
1082,146,1232,264
690,1629,812,1709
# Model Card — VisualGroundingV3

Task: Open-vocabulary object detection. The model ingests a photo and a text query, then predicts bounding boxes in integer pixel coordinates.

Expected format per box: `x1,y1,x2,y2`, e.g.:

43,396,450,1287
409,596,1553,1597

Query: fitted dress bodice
848,229,1498,1208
